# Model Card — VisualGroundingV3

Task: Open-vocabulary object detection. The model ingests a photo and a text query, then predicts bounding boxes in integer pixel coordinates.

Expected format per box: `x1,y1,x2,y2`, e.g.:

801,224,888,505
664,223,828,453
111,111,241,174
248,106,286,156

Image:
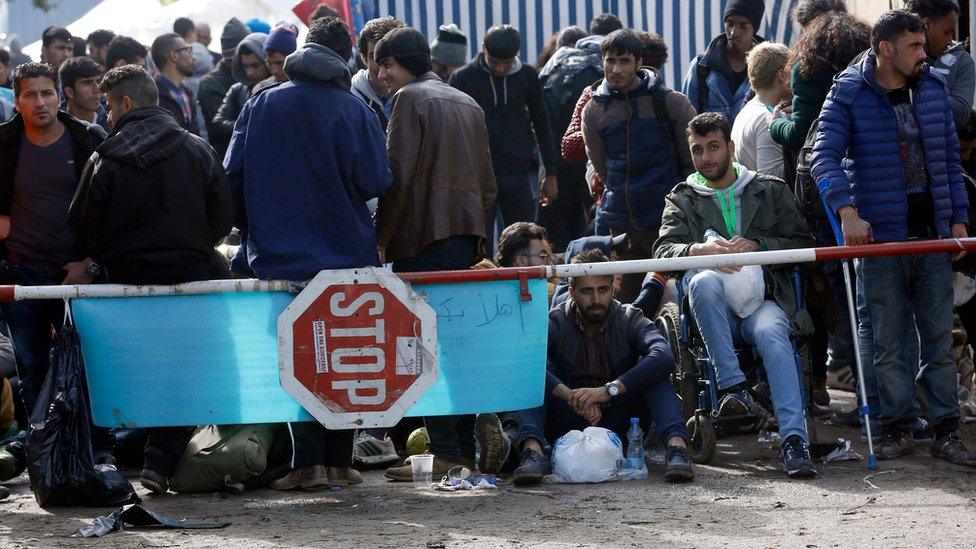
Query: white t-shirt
731,96,785,180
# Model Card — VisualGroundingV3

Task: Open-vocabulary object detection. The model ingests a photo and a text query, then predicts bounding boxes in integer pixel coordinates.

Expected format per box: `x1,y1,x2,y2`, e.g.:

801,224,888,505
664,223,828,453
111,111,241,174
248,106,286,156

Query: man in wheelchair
654,113,818,478
512,248,695,485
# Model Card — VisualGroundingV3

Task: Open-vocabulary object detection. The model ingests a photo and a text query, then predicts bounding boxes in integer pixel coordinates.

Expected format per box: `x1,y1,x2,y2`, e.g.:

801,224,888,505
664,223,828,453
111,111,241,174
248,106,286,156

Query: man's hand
378,245,386,264
62,261,94,285
728,236,759,253
689,238,735,256
769,100,792,124
569,387,612,411
539,175,558,207
839,206,872,246
0,215,9,240
951,222,969,262
578,403,602,426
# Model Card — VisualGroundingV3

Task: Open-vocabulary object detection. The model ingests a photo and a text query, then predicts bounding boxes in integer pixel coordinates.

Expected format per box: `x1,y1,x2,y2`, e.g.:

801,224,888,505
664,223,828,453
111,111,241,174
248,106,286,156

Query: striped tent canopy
375,0,801,89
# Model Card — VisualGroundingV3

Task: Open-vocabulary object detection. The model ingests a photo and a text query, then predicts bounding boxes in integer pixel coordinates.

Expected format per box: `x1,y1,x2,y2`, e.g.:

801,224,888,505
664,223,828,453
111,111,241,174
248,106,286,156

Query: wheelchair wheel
656,302,699,419
686,414,716,464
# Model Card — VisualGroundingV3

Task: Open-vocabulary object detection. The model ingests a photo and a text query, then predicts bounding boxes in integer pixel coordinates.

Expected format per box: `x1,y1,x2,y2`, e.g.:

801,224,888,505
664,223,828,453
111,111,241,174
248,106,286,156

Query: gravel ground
2,391,976,549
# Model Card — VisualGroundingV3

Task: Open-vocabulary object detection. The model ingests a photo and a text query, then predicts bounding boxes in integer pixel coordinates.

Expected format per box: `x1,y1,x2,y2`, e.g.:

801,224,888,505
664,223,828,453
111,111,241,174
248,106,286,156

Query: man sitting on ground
513,248,695,485
653,112,818,478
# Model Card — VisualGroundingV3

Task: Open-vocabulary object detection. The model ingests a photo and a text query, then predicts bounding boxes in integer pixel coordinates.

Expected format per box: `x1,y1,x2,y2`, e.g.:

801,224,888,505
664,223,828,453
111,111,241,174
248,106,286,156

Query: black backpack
793,114,828,229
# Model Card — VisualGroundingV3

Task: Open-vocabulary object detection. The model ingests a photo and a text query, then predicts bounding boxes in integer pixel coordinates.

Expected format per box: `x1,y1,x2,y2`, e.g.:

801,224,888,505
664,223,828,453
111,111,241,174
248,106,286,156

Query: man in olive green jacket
653,112,818,478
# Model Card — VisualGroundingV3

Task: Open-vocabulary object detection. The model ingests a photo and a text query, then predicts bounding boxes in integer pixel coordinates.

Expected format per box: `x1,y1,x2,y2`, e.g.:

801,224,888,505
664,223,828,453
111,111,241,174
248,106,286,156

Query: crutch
824,198,879,470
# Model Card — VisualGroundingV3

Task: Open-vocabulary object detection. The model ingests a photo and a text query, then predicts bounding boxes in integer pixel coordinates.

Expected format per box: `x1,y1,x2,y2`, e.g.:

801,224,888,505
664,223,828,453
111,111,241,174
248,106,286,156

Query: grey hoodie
283,43,351,90
929,41,975,130
351,68,388,126
685,163,757,236
232,32,268,83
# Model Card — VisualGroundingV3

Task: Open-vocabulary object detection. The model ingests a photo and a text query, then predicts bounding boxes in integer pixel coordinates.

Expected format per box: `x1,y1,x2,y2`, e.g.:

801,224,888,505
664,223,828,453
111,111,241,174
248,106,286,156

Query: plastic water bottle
626,418,645,471
704,228,720,241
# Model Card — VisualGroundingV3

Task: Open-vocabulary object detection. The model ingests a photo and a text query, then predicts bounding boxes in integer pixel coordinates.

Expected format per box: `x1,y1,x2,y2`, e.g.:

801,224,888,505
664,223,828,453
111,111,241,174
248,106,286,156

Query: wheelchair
654,268,813,464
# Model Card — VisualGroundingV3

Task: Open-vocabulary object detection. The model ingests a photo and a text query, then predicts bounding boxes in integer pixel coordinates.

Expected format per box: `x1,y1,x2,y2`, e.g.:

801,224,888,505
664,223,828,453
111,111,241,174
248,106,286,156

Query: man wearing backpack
682,0,765,123
581,30,696,303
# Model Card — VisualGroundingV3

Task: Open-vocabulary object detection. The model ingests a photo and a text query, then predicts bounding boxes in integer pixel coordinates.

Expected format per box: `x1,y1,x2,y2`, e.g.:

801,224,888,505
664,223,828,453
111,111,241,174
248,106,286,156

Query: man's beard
582,304,608,324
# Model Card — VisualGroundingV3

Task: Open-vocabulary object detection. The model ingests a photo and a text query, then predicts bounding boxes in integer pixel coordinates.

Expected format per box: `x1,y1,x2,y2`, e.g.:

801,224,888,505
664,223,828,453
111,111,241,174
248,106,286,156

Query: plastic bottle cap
630,417,639,424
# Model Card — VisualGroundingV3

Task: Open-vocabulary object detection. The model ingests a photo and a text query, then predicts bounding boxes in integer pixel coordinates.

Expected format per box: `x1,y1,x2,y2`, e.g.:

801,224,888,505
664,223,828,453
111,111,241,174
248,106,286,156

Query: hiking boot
0,485,8,500
270,465,329,491
780,435,818,478
140,469,170,494
912,418,935,445
384,455,475,482
475,413,510,475
663,445,694,483
326,466,364,487
512,449,551,486
930,433,976,466
353,433,399,467
718,388,771,422
876,431,915,460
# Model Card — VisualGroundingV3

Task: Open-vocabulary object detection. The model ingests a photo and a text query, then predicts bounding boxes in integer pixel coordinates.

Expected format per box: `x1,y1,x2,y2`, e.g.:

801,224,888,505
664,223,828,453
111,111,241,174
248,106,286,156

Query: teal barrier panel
74,278,548,428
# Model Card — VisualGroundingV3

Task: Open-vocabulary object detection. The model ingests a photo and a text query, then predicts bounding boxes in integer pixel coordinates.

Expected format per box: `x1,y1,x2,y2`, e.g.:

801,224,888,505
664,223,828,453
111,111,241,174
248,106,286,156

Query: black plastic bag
71,504,231,538
26,321,139,507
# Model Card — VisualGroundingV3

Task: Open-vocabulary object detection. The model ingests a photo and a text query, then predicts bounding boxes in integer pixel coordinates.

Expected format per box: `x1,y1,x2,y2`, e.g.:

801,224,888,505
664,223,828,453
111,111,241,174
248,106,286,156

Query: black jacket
198,63,239,158
68,106,232,282
155,77,201,136
449,53,556,176
0,110,105,216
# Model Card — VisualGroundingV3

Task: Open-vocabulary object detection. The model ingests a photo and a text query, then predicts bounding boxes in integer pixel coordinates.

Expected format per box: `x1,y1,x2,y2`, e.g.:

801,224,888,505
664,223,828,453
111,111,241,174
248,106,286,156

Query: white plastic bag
551,427,624,483
953,272,976,307
702,232,764,318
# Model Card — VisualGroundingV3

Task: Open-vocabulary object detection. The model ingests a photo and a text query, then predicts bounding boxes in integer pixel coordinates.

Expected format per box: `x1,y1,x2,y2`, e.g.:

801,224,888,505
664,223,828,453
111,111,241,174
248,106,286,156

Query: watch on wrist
605,381,621,398
84,257,101,277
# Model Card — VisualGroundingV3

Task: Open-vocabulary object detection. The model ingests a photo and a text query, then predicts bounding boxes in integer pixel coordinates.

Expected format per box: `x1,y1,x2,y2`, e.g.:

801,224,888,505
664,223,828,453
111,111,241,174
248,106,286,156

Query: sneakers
384,455,475,482
780,435,818,478
718,387,771,423
139,469,170,494
912,418,935,445
475,413,511,475
826,368,854,392
270,465,330,491
831,407,861,427
930,433,976,466
353,433,399,467
877,430,915,460
512,449,551,486
326,466,364,487
663,445,695,483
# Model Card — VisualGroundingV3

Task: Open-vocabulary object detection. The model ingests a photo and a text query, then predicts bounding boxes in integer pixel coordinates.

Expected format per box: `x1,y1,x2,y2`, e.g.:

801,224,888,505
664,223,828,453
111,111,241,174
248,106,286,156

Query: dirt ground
2,391,976,549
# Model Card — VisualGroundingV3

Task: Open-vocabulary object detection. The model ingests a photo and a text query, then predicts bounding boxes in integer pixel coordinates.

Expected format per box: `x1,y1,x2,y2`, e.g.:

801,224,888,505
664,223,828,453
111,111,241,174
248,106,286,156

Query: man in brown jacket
373,27,497,480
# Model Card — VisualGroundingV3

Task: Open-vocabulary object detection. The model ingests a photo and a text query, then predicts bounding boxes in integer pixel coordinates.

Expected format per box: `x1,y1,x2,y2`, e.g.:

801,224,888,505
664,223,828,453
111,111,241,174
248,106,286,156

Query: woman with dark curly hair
769,10,870,155
792,0,847,29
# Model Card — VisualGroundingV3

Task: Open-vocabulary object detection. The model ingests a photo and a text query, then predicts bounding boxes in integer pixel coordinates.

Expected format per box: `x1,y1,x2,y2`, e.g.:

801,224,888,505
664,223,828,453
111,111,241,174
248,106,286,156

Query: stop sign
277,267,438,430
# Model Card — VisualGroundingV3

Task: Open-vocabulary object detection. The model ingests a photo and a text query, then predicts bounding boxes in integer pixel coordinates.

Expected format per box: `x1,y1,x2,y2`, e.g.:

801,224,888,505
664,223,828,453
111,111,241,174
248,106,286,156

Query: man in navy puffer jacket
811,10,974,467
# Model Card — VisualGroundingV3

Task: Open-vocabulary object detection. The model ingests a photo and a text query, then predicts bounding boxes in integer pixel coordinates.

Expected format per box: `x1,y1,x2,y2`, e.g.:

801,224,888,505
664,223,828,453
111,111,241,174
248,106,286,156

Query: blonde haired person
731,42,791,179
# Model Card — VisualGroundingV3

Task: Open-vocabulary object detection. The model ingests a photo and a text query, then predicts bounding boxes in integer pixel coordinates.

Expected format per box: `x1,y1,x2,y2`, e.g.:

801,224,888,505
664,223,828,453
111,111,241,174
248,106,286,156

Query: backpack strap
651,85,678,163
695,56,710,111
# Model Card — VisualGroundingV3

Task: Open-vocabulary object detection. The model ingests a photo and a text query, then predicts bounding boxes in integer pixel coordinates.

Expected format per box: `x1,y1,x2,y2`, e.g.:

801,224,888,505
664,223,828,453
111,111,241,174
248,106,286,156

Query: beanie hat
724,0,765,34
221,17,250,57
430,23,467,67
245,18,272,35
265,22,298,55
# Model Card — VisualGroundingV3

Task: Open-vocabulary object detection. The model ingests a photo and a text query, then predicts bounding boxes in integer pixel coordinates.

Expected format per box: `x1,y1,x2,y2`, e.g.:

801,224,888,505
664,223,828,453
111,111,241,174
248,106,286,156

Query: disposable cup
411,454,434,488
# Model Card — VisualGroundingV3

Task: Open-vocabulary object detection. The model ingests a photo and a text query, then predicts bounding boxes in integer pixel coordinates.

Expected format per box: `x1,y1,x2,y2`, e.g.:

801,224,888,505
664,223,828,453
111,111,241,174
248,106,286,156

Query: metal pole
842,259,878,470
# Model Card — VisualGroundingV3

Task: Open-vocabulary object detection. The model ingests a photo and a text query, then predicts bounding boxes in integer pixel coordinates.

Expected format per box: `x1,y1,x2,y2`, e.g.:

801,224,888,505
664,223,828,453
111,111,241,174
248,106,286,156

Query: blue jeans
857,253,957,433
517,379,689,453
686,270,808,442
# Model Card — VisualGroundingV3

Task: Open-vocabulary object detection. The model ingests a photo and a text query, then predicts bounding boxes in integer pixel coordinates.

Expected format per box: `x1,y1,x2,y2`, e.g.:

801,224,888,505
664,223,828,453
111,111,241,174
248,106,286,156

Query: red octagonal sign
278,267,438,429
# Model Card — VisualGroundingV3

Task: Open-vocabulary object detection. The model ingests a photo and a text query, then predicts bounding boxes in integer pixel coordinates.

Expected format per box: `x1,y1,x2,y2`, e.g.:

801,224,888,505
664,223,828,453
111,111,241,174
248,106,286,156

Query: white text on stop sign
327,291,387,405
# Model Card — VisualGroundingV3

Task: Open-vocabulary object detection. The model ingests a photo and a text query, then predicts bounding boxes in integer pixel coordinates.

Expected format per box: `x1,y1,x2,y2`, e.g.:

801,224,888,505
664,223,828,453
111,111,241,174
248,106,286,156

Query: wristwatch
84,257,101,277
605,381,621,399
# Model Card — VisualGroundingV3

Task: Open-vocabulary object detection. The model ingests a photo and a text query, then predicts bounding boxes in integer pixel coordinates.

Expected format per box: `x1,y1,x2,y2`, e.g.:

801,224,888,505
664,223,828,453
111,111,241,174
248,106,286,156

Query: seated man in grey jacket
513,248,694,485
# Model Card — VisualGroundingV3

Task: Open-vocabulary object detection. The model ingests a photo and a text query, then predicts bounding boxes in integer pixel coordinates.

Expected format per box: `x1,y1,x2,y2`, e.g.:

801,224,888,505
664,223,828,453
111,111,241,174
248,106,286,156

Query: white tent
23,0,300,60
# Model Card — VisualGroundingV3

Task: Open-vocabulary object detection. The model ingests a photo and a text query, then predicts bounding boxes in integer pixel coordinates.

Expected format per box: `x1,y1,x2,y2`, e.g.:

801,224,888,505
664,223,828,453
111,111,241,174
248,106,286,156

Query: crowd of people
1,0,976,504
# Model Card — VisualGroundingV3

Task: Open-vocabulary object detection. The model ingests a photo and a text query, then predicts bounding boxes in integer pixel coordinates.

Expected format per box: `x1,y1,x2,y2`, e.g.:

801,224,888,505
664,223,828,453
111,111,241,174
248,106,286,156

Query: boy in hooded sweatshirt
210,32,270,147
653,112,818,478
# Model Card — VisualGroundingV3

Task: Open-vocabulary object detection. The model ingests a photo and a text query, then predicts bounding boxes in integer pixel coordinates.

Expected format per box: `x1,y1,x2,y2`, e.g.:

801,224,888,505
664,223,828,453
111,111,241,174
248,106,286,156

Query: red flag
292,0,353,29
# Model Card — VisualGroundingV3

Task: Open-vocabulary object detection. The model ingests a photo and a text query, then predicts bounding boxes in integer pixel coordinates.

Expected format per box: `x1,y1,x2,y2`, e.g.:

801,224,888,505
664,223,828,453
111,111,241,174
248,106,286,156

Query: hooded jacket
810,51,968,243
449,52,557,176
211,33,269,150
68,106,232,283
581,68,697,233
928,41,975,130
653,169,816,332
351,68,389,129
376,71,497,263
682,34,763,122
224,44,391,280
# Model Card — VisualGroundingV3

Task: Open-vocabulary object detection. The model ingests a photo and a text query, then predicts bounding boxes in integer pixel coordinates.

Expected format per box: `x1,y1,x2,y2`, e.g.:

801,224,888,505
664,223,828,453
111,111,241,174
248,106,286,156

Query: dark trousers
486,171,538,258
516,377,689,454
611,227,657,304
393,235,480,463
535,162,593,253
289,422,354,468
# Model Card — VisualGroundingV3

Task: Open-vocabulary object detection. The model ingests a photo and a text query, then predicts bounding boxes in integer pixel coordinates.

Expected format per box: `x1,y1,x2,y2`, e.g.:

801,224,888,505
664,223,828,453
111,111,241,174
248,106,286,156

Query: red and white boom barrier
0,238,973,301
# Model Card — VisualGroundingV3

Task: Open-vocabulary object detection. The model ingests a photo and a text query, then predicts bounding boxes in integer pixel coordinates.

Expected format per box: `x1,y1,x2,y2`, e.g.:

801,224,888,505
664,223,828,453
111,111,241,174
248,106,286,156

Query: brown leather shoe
384,455,475,482
327,466,363,487
269,465,329,491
